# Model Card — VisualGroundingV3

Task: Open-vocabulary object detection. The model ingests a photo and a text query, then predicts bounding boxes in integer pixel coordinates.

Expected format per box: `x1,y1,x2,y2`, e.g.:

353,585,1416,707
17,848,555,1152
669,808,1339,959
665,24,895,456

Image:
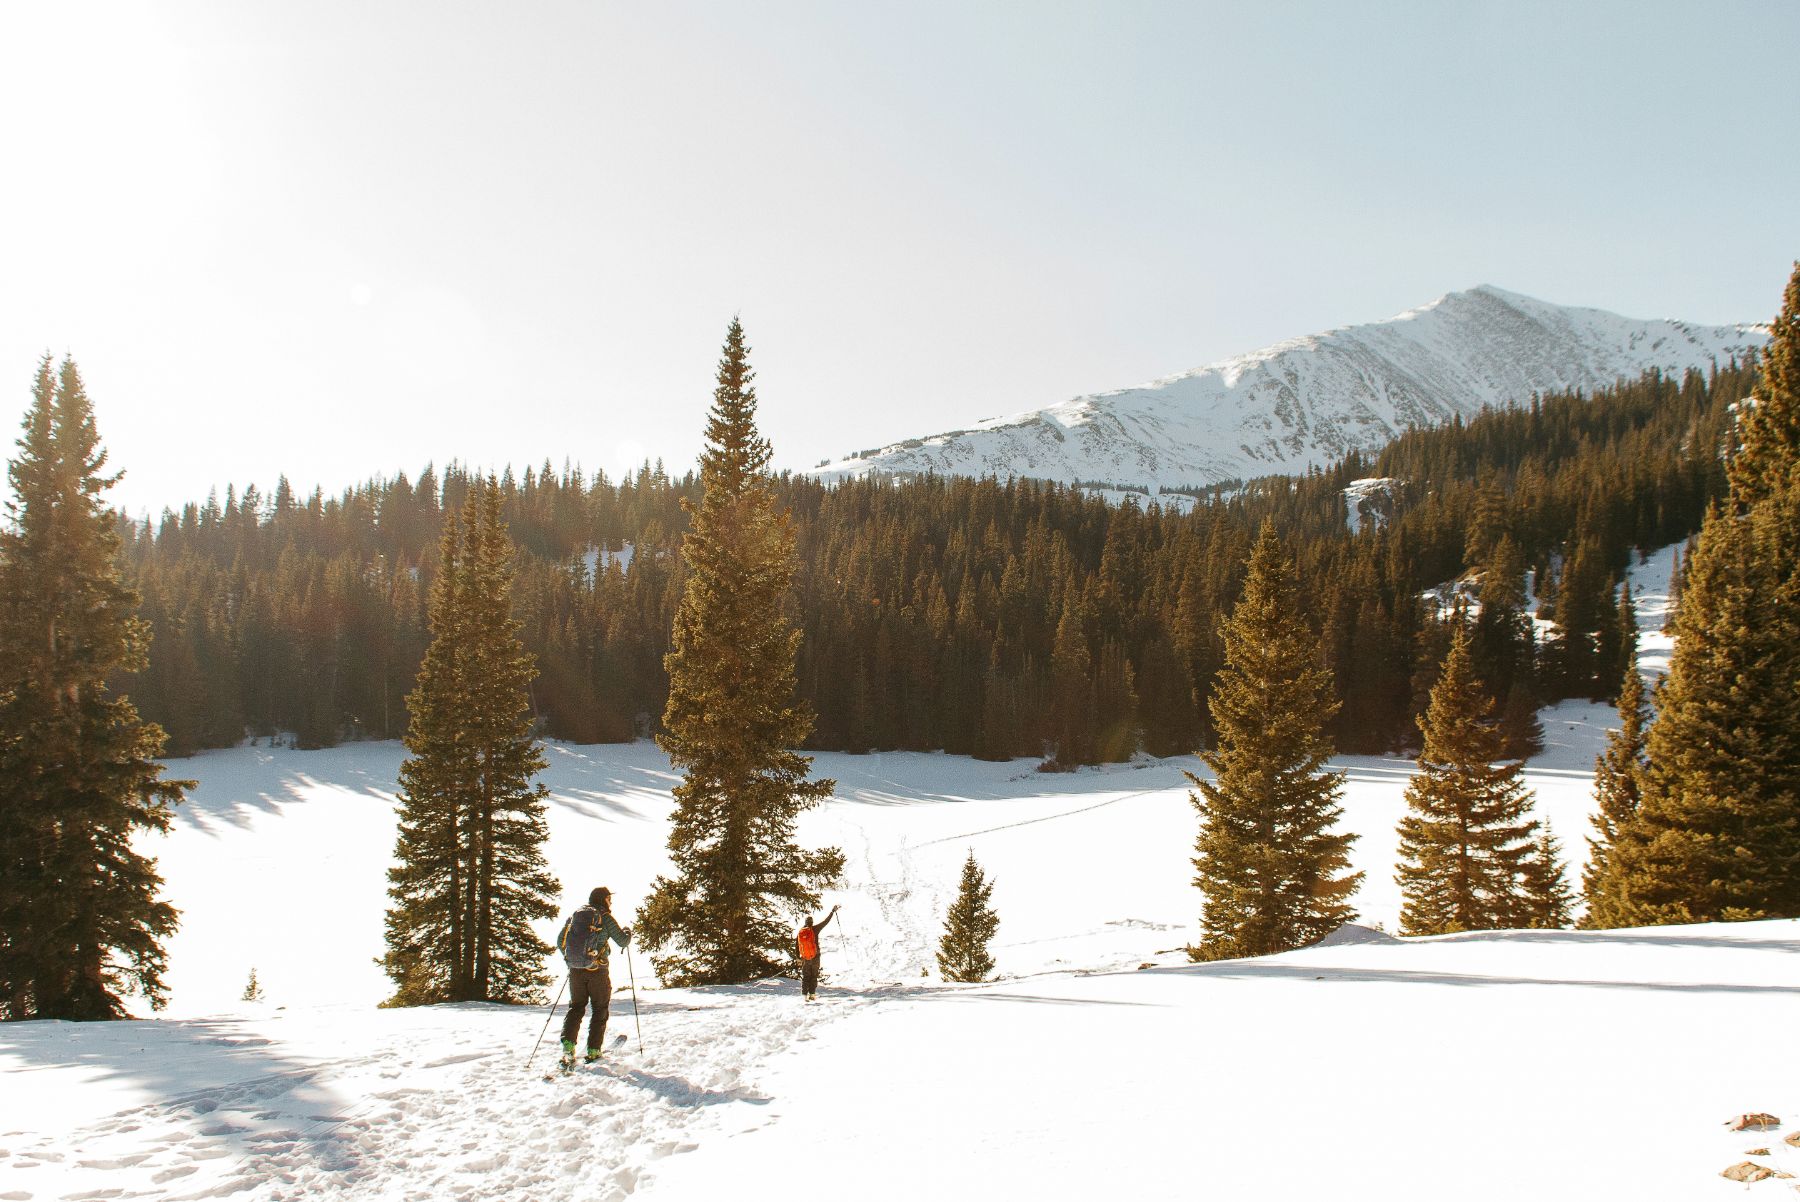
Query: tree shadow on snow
171,749,401,835
836,978,1162,1008
925,990,1163,1009
612,1066,772,1108
824,754,1199,809
1413,927,1800,955
544,786,656,823
0,1014,371,1191
536,746,688,824
1184,961,1800,996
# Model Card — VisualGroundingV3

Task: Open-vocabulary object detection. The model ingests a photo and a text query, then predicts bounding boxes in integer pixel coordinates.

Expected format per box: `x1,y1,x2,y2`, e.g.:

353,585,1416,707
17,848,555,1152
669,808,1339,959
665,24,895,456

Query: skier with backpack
556,887,631,1070
796,905,839,1002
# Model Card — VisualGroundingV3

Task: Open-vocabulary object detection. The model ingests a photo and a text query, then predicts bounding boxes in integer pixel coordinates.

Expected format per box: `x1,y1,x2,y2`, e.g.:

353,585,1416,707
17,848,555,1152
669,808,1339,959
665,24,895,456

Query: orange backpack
798,925,819,961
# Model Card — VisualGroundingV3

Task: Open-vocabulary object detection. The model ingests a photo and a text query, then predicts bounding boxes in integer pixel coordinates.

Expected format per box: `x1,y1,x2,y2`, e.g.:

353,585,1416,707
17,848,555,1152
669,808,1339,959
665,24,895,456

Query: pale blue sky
3,1,1795,516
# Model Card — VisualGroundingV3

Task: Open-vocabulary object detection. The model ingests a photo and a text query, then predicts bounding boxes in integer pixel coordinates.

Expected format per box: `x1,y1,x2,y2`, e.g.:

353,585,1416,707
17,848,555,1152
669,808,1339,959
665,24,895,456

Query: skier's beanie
590,886,611,907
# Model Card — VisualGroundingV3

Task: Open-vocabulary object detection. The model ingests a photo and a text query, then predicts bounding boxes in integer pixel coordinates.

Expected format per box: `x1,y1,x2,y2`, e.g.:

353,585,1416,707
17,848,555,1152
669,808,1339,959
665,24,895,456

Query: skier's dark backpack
559,906,598,970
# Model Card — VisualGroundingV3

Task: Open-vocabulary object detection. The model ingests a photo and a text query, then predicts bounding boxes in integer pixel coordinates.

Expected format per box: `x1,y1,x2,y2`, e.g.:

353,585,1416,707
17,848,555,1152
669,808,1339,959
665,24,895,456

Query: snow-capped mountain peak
812,287,1767,501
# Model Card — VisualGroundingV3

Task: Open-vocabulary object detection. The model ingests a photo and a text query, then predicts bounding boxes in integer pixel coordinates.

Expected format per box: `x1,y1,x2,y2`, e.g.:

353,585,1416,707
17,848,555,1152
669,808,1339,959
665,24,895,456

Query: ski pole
527,975,569,1070
625,943,644,1055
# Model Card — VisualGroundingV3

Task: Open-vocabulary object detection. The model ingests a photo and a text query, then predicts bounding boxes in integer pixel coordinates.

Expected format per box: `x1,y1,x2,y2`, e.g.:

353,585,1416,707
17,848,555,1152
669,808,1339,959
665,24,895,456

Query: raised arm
602,910,631,949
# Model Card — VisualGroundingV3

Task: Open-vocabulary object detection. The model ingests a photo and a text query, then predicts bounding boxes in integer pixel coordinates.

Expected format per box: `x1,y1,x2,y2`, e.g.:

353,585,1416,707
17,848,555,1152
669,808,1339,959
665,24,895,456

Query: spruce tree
382,479,557,1005
1189,523,1361,962
461,481,560,1000
1394,623,1540,935
1730,263,1800,505
937,850,1000,983
1547,536,1608,698
636,319,844,986
1593,264,1800,924
1047,598,1094,769
1581,656,1648,927
1093,638,1140,763
1591,490,1800,923
1518,823,1574,929
0,357,190,1020
1606,582,1638,702
382,508,472,1004
1473,535,1542,756
1498,681,1545,760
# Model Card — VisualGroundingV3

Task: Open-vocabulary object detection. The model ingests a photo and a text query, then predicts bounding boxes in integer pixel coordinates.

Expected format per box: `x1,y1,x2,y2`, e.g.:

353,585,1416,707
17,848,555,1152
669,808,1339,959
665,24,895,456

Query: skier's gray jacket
559,906,629,971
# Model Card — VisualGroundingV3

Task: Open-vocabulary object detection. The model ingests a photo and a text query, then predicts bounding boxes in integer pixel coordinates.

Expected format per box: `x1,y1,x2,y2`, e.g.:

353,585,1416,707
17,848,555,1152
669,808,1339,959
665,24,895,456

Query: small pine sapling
1519,823,1575,929
241,968,265,1003
937,850,1000,983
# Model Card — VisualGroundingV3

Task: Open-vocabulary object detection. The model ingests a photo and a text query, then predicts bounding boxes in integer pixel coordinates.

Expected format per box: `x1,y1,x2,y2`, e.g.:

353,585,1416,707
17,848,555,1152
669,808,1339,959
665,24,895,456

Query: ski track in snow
910,782,1168,847
0,991,863,1202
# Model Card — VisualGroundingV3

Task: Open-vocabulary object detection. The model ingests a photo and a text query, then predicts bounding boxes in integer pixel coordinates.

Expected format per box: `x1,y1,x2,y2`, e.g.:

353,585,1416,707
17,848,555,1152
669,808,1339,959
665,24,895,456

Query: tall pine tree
1394,623,1539,935
636,319,844,986
1730,263,1800,506
937,850,1000,983
0,358,190,1020
1047,598,1094,770
1189,523,1361,961
1592,263,1800,924
1580,656,1648,927
382,479,557,1005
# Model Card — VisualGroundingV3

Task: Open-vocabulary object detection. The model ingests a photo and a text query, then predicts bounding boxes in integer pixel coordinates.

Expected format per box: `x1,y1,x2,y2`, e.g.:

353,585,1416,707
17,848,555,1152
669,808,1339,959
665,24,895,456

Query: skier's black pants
561,967,611,1049
800,957,820,997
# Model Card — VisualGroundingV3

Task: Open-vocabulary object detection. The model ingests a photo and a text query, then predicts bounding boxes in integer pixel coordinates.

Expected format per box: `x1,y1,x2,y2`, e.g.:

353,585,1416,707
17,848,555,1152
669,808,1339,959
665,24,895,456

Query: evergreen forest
117,359,1757,765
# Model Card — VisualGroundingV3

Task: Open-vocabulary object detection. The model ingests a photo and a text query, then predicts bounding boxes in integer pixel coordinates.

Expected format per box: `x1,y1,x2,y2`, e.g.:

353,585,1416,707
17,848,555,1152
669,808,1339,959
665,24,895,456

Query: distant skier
796,905,840,1002
556,887,631,1069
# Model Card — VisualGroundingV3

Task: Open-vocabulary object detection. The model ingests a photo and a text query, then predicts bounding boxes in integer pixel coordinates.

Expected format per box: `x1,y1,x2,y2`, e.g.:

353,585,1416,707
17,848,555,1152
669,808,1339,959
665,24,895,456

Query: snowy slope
6,921,1793,1202
650,921,1800,1202
3,544,1786,1202
813,287,1766,499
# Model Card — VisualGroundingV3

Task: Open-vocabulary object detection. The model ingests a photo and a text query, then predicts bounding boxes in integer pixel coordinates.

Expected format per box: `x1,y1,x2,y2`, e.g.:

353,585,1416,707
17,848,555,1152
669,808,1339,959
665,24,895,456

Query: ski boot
585,1046,603,1065
558,1038,576,1074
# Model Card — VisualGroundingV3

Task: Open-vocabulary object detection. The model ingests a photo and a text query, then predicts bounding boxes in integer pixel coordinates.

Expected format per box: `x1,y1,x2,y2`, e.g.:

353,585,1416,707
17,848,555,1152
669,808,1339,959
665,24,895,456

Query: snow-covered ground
5,542,1788,1201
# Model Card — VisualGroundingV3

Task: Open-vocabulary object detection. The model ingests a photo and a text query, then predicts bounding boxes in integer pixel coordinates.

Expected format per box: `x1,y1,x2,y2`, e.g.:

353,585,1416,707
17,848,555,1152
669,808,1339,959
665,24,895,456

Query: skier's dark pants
801,958,821,997
561,967,611,1049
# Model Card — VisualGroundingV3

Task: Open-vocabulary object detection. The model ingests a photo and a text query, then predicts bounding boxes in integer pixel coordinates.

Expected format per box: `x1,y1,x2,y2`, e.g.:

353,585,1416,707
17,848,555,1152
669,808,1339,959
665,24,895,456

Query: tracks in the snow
911,783,1169,846
15,990,864,1202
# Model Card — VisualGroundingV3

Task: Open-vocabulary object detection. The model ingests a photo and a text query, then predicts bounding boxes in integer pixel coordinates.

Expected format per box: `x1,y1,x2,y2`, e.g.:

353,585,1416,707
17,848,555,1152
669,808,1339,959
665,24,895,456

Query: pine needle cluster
381,479,558,1005
636,320,844,986
0,358,191,1020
